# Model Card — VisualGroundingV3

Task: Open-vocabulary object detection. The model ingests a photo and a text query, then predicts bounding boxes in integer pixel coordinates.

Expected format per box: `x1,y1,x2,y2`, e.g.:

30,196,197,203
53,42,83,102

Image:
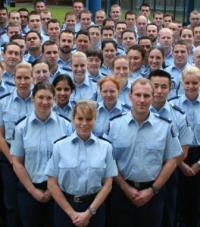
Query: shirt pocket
143,144,163,165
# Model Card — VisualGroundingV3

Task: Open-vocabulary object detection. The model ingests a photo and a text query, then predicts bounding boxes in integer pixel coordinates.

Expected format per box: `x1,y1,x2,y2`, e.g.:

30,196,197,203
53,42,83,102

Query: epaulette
5,81,15,87
54,135,68,144
0,92,11,100
168,95,180,102
110,112,127,121
101,72,107,76
15,116,27,126
98,136,112,144
154,114,172,123
122,103,131,110
170,104,185,114
59,114,71,122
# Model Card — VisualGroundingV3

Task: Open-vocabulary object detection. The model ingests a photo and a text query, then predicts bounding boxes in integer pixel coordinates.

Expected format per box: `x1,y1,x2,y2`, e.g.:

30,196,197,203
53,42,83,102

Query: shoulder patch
54,135,68,144
98,136,112,144
59,114,71,122
110,112,127,121
0,92,11,100
168,95,180,102
15,116,27,126
154,114,172,123
170,104,185,114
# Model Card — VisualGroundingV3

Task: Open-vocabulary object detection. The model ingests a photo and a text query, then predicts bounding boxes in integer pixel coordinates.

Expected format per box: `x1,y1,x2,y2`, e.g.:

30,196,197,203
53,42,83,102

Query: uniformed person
45,100,118,227
11,81,72,227
0,63,33,227
107,78,182,227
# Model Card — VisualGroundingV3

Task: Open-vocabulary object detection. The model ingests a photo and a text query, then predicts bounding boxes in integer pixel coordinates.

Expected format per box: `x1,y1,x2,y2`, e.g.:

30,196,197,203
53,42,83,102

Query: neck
5,64,15,74
59,51,71,61
29,48,41,57
131,109,149,124
35,111,51,121
17,90,31,100
105,102,116,111
152,101,165,111
50,64,58,74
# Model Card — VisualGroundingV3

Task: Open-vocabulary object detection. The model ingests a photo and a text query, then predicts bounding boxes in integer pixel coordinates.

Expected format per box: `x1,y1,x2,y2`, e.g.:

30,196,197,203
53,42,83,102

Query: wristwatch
89,207,97,216
151,185,160,195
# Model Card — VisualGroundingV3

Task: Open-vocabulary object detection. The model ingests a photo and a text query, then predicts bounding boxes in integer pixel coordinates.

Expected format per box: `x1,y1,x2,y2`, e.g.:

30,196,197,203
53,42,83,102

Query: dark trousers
18,182,54,227
54,199,105,227
178,147,200,227
0,152,21,227
109,182,164,227
162,169,179,227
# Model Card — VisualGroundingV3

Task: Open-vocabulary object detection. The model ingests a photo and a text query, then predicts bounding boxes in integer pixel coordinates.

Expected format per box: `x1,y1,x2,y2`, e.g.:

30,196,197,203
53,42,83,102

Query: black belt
189,146,200,152
126,180,154,190
63,192,97,203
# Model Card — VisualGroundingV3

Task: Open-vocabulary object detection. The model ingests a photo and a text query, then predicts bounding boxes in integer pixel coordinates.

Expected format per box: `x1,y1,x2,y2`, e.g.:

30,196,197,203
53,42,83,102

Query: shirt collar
30,110,57,124
71,131,97,144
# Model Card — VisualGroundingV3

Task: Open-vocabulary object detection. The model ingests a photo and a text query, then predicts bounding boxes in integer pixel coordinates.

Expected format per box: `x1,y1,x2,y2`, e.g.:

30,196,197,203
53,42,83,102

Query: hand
179,162,195,176
191,163,200,175
123,184,140,204
72,210,91,227
31,188,49,203
43,189,51,201
133,188,154,207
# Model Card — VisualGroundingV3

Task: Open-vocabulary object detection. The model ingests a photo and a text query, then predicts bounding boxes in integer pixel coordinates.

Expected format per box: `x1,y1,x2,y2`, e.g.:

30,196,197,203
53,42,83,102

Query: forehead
147,25,157,30
174,44,187,51
76,34,89,40
150,76,170,84
72,55,87,63
8,26,20,31
44,44,58,51
140,39,151,45
33,63,48,70
116,23,126,28
27,32,39,38
114,58,129,65
10,12,20,16
81,13,91,18
132,82,153,93
0,9,7,13
181,29,193,35
160,30,172,37
29,14,40,20
6,44,20,52
48,22,60,27
96,11,105,16
60,32,73,39
111,6,120,12
73,2,83,7
123,32,135,38
149,49,162,55
36,2,45,7
89,27,100,32
41,12,51,17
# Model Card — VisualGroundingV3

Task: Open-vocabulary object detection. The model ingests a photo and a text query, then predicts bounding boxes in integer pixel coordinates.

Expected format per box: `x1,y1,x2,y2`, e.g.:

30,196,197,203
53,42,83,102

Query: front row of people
1,65,200,227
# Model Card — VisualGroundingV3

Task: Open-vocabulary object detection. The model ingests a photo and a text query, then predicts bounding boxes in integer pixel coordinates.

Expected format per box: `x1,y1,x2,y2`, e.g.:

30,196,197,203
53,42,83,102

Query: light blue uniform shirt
57,57,72,73
87,72,103,82
70,74,98,103
108,111,182,182
150,101,193,145
0,89,33,143
165,63,191,99
100,64,113,77
2,71,15,87
0,33,9,47
53,101,73,120
93,100,129,137
118,81,132,109
48,66,70,84
45,131,118,195
0,80,15,96
170,93,200,146
23,52,43,64
11,111,72,183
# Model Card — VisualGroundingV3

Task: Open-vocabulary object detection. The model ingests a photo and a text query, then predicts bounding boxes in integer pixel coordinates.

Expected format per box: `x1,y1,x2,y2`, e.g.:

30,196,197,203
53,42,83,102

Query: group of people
0,0,200,227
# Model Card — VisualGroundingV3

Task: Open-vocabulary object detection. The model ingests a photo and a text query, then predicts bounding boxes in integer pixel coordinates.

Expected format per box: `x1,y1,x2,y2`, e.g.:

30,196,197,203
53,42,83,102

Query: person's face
12,39,26,55
87,56,101,75
151,76,170,107
102,29,114,41
26,32,41,50
140,6,150,17
153,14,163,27
65,14,76,31
110,6,121,21
194,48,200,68
159,30,173,48
33,63,50,84
35,2,46,13
173,44,188,68
95,11,106,25
180,29,194,48
33,89,54,117
47,22,60,42
147,25,158,41
75,34,90,52
168,22,179,39
100,80,119,106
3,45,21,68
73,2,84,16
129,82,153,116
148,49,164,71
113,58,129,81
125,14,136,29
43,44,59,65
163,16,172,27
139,39,152,54
9,12,21,23
194,26,200,44
103,43,116,63
122,32,137,50
7,26,20,38
190,13,200,27
115,23,127,39
15,67,32,97
104,20,115,30
136,16,147,34
183,73,200,101
80,13,91,30
128,49,143,72
73,109,95,141
72,56,87,84
41,12,52,30
55,80,72,107
28,15,41,32
19,11,29,26
59,32,74,54
0,9,8,24
88,27,101,45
